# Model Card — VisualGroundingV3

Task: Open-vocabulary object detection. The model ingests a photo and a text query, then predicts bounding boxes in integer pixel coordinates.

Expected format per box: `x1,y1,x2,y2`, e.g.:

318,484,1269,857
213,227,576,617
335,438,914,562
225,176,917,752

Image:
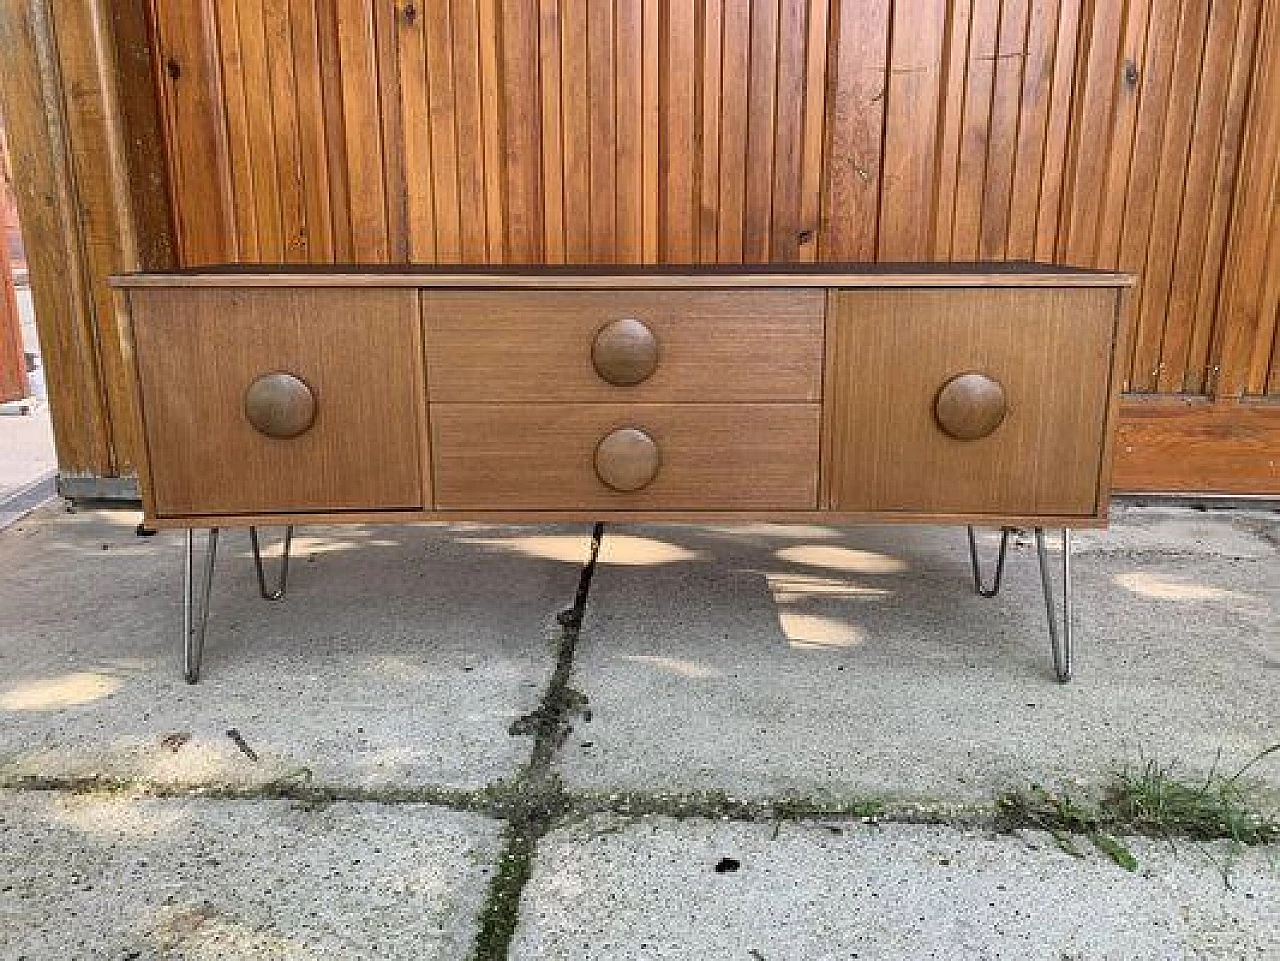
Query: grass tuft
997,744,1280,875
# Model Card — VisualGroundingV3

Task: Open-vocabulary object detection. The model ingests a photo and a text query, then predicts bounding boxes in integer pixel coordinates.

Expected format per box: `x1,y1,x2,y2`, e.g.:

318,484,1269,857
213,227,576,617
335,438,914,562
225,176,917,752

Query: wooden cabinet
115,266,1131,527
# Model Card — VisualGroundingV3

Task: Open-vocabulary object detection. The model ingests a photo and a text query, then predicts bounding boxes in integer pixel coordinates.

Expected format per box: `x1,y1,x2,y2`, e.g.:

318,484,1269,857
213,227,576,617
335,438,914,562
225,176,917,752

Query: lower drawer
431,404,820,510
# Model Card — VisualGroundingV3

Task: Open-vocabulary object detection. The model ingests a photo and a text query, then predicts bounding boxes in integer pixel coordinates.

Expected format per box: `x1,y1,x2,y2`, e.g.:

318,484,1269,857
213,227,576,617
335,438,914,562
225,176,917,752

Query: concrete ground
0,283,56,527
0,501,1276,958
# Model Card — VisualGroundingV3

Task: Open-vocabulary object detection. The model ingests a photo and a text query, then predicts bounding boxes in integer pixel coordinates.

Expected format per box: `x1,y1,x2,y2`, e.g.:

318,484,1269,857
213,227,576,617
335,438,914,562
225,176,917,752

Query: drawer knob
595,427,661,491
244,372,316,439
935,372,1007,440
592,318,659,386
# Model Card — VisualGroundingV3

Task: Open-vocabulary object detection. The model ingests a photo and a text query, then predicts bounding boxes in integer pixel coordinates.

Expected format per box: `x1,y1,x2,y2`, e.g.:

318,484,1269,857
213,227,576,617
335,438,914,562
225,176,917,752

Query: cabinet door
130,287,426,517
823,288,1121,518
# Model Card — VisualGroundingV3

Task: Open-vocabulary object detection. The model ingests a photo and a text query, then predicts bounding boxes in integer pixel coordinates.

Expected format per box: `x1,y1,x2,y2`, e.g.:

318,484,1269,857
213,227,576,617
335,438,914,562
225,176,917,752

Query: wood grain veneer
431,403,820,510
823,287,1119,516
129,287,425,516
422,289,824,402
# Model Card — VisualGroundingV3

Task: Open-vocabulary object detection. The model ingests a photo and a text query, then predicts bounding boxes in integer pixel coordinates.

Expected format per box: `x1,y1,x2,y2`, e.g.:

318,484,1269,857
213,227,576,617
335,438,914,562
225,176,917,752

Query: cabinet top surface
112,262,1135,289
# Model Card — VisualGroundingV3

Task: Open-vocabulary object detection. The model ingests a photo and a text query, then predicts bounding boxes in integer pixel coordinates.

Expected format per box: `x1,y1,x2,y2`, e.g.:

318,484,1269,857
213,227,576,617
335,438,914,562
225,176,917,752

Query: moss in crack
472,827,538,961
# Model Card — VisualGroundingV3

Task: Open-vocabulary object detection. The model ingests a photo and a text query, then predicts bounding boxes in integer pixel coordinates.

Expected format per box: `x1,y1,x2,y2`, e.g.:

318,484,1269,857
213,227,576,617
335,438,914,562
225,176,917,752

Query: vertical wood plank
374,1,408,261
333,0,387,261
314,0,352,261
932,0,973,259
424,0,461,262
1213,0,1278,398
951,0,1001,260
1139,0,1211,393
771,0,809,260
798,0,831,261
661,0,699,262
398,0,436,261
1060,1,1126,263
264,0,309,262
501,0,543,262
615,0,643,261
743,0,780,262
235,0,284,261
453,0,490,262
697,0,724,262
820,0,889,261
1186,0,1260,393
1117,0,1183,390
588,2,617,260
212,0,254,259
1033,0,1080,260
478,0,505,261
641,0,659,261
152,0,236,264
289,0,334,262
1006,0,1061,260
1094,0,1151,268
879,0,947,260
561,1,591,262
1162,0,1242,391
979,0,1032,259
716,0,750,261
539,0,565,262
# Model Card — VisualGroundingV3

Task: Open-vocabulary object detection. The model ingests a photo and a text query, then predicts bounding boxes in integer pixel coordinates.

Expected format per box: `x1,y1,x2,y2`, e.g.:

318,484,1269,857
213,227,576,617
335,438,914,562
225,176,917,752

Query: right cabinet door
823,287,1121,519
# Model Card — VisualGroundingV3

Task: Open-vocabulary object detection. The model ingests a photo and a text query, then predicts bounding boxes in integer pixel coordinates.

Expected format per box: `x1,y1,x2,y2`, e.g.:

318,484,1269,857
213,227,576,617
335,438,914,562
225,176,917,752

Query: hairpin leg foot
183,528,219,684
967,526,1014,597
250,526,293,601
1035,528,1073,683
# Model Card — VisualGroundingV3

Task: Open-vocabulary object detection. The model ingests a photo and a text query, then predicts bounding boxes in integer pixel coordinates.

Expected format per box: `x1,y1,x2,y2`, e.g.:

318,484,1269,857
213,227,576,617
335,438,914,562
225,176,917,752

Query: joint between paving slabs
472,521,605,960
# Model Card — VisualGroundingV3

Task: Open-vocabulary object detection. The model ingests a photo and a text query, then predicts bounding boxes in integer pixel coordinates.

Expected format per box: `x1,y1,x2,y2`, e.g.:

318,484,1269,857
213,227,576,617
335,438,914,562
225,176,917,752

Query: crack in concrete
471,521,604,961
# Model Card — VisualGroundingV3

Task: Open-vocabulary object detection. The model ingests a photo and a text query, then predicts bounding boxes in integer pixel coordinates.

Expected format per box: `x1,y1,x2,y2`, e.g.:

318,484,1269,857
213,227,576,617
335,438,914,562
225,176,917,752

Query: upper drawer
422,289,824,402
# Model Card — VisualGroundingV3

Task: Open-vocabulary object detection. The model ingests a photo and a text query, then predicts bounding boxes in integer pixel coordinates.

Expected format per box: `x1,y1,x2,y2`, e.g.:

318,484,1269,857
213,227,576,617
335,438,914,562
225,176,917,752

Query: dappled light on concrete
1114,570,1252,603
620,654,723,680
42,793,189,840
1,671,121,710
596,533,709,566
774,544,908,574
459,532,595,564
763,571,892,602
776,613,865,650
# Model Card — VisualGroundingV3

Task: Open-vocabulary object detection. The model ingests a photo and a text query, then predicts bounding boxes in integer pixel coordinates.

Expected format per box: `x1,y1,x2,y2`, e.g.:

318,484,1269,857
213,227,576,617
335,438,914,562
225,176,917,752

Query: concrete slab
0,789,501,959
512,814,1280,960
0,505,591,790
0,403,55,500
563,513,1279,802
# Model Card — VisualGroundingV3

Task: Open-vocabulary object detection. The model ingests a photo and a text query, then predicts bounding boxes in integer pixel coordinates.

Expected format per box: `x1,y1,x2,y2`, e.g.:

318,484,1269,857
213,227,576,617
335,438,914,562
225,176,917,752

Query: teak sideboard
111,264,1134,684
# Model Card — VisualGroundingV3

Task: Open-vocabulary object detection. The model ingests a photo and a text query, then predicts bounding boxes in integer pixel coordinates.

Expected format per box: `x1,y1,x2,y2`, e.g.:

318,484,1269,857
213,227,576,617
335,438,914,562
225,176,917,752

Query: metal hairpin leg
967,525,1074,683
183,528,219,684
967,526,1014,597
1035,528,1073,683
250,526,294,601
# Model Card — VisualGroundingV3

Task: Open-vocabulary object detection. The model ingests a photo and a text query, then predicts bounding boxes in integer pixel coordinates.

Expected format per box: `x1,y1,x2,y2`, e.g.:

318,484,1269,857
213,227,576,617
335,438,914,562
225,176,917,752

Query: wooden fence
0,0,1276,492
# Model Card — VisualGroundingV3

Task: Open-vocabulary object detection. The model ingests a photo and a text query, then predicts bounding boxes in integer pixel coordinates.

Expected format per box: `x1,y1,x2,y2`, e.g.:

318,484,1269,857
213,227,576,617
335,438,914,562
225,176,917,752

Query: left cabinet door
128,287,427,518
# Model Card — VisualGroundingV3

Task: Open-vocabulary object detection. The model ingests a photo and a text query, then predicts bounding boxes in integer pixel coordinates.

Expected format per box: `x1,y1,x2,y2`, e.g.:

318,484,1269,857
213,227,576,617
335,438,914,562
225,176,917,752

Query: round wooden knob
592,318,659,386
594,427,661,491
935,372,1007,440
244,372,316,439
